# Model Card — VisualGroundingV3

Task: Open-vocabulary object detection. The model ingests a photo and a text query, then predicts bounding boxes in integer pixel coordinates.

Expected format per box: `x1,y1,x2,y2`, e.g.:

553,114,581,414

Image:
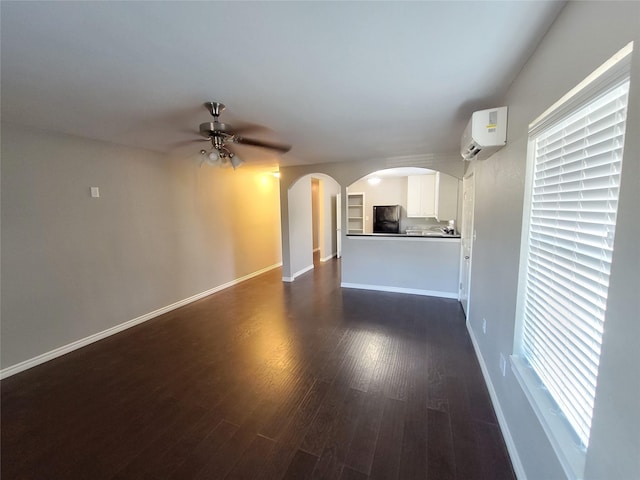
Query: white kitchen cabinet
406,174,436,217
347,192,365,233
435,172,459,221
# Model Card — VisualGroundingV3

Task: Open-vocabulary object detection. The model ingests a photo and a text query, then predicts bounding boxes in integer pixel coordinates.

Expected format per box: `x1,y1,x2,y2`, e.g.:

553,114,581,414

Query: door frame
336,192,342,258
459,171,475,317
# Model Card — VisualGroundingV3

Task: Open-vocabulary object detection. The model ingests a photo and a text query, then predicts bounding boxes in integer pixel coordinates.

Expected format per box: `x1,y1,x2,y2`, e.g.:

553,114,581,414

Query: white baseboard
340,282,458,299
0,262,282,379
282,263,314,283
320,253,337,262
466,321,527,480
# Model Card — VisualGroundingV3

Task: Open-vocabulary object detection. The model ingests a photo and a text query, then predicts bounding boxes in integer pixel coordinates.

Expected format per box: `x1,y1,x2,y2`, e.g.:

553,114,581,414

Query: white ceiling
1,1,564,167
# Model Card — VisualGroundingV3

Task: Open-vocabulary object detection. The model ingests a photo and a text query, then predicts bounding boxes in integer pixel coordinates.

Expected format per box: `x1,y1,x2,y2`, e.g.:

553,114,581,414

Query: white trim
459,171,475,315
513,137,536,354
282,263,315,282
320,253,337,262
529,41,633,133
293,264,315,277
0,262,282,379
511,357,585,480
466,322,527,480
340,282,457,299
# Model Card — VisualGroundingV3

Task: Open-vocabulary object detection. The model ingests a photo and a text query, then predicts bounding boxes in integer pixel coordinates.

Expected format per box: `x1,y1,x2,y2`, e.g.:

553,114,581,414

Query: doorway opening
284,173,341,282
311,178,320,265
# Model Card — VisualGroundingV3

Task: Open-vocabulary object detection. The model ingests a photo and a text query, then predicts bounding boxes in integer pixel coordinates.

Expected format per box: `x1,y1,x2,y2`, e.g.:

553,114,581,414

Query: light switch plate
90,187,100,198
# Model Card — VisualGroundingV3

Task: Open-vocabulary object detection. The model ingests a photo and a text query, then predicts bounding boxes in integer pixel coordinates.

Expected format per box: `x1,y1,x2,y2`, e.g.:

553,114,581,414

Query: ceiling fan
197,101,291,169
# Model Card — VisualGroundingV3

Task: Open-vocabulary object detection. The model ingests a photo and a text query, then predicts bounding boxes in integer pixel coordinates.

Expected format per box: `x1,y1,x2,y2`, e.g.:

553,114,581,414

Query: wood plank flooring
1,256,515,479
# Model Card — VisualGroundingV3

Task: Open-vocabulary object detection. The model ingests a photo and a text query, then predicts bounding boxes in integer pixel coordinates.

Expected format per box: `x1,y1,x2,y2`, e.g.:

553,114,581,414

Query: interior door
460,173,475,317
336,192,342,258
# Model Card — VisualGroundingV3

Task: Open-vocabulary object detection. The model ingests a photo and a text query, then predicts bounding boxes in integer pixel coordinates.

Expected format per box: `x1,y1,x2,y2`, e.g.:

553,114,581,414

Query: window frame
511,42,633,480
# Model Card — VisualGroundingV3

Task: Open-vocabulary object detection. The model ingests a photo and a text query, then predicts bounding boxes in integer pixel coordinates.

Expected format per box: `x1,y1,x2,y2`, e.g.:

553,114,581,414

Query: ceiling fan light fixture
208,150,220,162
198,148,221,166
230,155,245,170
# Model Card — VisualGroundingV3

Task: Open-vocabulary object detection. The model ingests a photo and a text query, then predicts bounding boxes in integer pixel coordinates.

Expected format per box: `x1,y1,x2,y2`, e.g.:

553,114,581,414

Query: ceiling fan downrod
205,101,225,119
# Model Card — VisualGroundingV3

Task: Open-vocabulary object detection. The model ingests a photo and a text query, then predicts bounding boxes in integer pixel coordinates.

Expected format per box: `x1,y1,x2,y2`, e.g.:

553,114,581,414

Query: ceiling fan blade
206,121,270,137
233,136,291,153
225,121,271,136
168,138,209,149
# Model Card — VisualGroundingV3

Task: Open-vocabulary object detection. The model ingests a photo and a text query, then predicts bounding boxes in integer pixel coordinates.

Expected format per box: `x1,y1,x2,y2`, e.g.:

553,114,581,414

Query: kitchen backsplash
399,214,449,234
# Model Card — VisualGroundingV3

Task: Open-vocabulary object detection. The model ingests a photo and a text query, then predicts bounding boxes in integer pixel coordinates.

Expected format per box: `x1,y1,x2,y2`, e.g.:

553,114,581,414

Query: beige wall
286,175,313,279
1,124,282,370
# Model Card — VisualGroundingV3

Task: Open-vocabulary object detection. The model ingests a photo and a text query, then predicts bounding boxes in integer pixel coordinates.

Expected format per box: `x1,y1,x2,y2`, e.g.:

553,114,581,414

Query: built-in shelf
347,192,365,234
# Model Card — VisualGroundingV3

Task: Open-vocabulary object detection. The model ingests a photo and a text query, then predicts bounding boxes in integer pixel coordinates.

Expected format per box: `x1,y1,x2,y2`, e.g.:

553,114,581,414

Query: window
513,42,632,480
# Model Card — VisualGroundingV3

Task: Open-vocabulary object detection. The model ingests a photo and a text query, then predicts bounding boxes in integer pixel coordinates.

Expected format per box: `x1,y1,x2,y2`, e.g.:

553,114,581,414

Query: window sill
510,356,587,480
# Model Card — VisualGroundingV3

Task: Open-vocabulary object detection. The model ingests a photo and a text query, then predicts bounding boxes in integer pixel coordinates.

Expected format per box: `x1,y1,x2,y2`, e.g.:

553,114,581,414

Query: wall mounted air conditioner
460,106,508,161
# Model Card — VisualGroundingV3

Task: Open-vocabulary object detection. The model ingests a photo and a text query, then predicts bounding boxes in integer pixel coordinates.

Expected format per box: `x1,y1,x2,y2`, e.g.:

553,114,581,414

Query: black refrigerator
373,205,400,233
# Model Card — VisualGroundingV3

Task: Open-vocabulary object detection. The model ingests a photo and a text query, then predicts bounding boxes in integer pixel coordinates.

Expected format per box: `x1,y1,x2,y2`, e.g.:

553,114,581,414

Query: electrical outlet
499,353,507,376
482,318,487,334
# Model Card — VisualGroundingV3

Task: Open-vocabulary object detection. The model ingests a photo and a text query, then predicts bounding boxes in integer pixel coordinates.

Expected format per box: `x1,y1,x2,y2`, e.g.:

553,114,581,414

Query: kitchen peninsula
341,234,461,298
343,169,462,299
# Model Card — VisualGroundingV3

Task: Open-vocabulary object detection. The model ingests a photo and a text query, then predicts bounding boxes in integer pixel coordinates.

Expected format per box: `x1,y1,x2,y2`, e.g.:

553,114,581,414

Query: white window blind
521,77,630,449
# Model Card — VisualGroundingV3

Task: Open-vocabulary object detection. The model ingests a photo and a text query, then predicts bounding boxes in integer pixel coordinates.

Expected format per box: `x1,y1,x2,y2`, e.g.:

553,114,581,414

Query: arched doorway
282,173,341,281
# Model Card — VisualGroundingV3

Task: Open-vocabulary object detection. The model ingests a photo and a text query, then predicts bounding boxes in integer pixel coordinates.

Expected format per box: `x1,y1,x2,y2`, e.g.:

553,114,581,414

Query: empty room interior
1,2,638,480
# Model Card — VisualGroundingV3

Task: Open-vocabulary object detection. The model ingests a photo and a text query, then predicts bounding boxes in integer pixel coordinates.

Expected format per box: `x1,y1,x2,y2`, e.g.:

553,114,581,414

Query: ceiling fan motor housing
199,122,218,137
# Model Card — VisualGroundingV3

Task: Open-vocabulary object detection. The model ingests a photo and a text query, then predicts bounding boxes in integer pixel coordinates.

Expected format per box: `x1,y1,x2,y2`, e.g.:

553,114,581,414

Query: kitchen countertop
347,233,461,239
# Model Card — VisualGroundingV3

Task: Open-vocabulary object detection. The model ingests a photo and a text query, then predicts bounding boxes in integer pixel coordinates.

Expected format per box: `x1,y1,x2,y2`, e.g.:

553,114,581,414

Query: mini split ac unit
460,106,508,161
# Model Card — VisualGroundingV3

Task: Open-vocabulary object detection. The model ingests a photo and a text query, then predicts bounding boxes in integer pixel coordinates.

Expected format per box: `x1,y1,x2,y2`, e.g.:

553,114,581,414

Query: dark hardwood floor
1,255,515,479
